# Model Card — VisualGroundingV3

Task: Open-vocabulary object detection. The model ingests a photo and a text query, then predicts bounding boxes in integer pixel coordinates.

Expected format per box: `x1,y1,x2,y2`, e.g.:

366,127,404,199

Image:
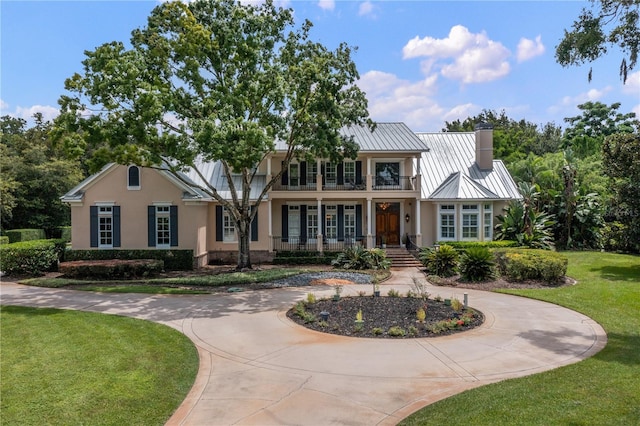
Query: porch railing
271,235,365,252
271,181,317,191
373,176,415,191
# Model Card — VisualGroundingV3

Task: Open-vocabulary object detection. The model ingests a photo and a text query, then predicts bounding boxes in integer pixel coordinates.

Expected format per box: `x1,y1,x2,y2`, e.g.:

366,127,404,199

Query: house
61,122,521,267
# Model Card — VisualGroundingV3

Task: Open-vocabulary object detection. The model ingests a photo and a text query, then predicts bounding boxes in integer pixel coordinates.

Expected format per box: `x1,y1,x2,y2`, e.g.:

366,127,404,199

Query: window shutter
355,161,362,185
321,205,326,237
148,206,156,247
356,204,363,240
321,164,325,185
215,205,223,242
281,205,288,242
281,161,288,185
113,206,121,247
90,206,98,247
170,205,178,246
337,162,344,185
300,205,307,243
300,161,307,186
337,205,344,241
250,206,258,242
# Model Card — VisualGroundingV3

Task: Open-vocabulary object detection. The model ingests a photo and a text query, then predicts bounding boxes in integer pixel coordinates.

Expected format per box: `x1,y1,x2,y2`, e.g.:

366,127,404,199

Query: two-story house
62,122,520,267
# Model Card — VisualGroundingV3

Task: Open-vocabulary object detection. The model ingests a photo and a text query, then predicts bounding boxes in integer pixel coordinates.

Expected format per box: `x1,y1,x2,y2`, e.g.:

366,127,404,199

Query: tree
54,0,371,269
602,132,640,252
1,114,84,234
556,0,640,83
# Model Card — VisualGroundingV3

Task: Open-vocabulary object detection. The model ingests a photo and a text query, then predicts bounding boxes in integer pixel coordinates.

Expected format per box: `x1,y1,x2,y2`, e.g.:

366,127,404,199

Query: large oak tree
54,0,371,269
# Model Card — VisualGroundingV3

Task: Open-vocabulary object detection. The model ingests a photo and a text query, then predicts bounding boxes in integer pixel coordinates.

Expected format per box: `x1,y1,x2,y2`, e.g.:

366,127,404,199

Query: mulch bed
287,296,483,339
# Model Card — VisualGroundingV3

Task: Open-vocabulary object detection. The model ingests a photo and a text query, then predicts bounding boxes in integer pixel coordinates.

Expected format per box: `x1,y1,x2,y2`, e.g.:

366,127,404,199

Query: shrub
58,259,164,279
331,246,391,270
440,240,520,252
387,288,400,297
0,239,62,275
5,229,46,243
494,248,568,283
459,247,496,281
64,249,193,270
0,236,9,245
50,226,72,242
419,244,459,277
388,326,406,337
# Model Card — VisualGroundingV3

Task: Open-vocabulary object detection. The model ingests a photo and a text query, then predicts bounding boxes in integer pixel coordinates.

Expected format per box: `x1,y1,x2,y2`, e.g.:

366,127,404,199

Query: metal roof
417,132,521,201
274,122,428,153
184,159,267,201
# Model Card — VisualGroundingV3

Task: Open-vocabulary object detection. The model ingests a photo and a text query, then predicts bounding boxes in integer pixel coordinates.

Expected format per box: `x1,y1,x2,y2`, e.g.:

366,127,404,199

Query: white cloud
318,0,335,11
547,86,613,117
1,103,60,123
516,35,545,62
402,25,511,84
0,99,8,112
358,1,375,17
622,71,640,95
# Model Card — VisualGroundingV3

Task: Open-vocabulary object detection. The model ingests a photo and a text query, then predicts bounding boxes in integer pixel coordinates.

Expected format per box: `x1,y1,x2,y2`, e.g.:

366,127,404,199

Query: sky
1,0,639,132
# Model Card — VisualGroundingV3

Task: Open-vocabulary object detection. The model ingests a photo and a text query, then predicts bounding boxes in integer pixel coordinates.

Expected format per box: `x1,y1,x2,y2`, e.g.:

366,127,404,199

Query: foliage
459,247,496,282
387,326,406,337
556,0,640,83
54,0,371,269
4,228,46,243
0,236,8,245
306,293,317,305
493,248,568,283
494,184,555,250
331,245,391,270
601,221,636,252
0,306,198,425
0,239,65,275
64,249,194,270
59,259,164,280
419,244,459,277
438,240,520,251
387,288,400,297
0,115,83,234
602,132,640,252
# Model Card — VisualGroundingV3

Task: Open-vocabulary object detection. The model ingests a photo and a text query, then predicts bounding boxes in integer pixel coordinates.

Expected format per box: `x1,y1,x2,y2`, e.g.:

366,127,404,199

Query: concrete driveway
0,268,606,425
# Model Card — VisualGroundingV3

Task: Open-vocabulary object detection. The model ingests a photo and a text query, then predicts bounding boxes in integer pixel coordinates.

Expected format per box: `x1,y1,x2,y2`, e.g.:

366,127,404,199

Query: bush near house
437,240,520,252
331,246,391,270
0,236,9,245
459,247,496,281
419,244,459,277
494,248,568,283
273,251,339,265
0,239,66,275
4,229,46,244
59,259,164,279
64,249,194,271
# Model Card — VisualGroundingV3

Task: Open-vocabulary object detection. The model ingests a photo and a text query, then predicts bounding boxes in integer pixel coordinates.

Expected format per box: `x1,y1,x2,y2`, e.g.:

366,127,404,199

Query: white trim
460,203,480,241
95,201,115,206
438,204,456,241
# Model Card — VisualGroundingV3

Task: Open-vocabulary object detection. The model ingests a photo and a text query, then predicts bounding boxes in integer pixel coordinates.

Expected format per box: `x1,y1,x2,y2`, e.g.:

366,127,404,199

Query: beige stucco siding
70,166,208,260
206,201,271,253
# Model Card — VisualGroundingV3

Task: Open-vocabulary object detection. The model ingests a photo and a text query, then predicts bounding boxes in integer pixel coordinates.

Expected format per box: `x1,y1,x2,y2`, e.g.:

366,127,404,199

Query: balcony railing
271,181,317,191
271,235,365,252
373,176,415,191
322,177,365,191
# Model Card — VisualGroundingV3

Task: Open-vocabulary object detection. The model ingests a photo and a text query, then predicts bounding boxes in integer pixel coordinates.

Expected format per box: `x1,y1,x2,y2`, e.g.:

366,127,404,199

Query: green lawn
401,251,640,425
0,306,198,425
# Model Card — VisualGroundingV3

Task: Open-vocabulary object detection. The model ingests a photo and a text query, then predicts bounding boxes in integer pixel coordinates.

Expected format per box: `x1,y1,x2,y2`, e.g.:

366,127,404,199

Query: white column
267,157,272,176
268,199,273,252
416,198,422,247
317,198,323,253
367,198,372,248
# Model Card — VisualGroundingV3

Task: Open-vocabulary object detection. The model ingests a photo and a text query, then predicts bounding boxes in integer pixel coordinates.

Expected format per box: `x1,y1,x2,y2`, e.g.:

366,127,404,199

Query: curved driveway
0,268,606,425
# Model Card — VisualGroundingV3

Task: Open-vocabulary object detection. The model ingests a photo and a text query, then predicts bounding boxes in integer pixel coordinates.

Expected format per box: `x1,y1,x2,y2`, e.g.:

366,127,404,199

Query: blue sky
2,0,639,132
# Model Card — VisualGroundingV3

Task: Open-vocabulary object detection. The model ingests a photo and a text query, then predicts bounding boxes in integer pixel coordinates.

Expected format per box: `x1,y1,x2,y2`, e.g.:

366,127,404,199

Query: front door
376,202,400,246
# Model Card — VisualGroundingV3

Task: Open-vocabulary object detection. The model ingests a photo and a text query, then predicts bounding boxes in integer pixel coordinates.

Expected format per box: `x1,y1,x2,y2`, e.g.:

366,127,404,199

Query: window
289,163,299,187
127,166,140,189
325,205,337,241
98,206,113,247
439,204,455,240
288,205,300,240
344,205,356,238
462,204,479,239
222,208,236,242
484,203,493,240
156,206,170,247
325,162,337,186
307,205,318,242
307,162,317,185
344,161,356,185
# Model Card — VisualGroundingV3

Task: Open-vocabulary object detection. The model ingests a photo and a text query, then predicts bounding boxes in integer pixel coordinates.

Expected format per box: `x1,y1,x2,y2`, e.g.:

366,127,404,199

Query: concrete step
384,249,422,267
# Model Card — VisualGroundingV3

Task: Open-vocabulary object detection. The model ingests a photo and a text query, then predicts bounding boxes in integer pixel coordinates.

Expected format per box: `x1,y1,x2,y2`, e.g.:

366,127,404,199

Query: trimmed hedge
64,249,194,271
273,250,340,265
59,259,164,279
436,240,520,251
5,229,46,244
493,248,568,283
0,236,9,245
50,226,72,242
0,239,66,275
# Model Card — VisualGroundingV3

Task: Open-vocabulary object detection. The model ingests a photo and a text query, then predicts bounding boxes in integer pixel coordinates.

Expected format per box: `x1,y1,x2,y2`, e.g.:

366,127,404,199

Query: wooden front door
376,203,400,246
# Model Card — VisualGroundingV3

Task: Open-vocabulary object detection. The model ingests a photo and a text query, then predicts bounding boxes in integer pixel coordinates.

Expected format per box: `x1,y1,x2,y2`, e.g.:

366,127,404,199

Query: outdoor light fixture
434,243,440,252
405,213,410,222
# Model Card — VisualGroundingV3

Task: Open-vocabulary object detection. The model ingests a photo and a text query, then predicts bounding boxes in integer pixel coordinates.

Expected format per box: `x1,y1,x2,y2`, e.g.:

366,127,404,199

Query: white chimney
474,122,493,170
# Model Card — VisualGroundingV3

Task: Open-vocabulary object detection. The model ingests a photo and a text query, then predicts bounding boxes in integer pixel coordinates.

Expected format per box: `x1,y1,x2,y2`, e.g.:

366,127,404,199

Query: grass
400,251,640,425
0,306,198,425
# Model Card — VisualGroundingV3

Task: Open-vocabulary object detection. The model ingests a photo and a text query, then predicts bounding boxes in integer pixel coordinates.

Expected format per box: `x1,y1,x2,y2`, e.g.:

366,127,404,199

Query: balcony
373,176,415,191
272,181,317,191
271,235,365,251
271,176,366,191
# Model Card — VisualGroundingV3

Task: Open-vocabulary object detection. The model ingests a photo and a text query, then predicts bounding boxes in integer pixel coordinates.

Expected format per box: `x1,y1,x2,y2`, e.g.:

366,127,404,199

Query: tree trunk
236,217,252,270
